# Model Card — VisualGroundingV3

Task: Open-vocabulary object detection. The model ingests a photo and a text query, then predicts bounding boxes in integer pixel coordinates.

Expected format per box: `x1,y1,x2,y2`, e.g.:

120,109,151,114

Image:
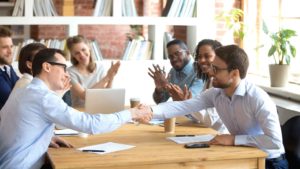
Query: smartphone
184,143,210,148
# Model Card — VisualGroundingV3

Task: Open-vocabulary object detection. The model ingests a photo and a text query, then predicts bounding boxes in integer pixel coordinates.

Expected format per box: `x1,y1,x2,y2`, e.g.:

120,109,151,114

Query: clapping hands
148,64,169,91
107,61,121,79
166,84,192,101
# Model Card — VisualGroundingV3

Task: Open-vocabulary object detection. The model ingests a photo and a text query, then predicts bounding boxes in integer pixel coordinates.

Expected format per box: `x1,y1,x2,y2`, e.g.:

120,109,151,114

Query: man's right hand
148,64,169,90
130,105,153,124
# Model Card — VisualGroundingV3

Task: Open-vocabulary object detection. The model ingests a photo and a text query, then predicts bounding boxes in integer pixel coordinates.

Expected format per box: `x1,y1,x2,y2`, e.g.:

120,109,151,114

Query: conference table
48,118,267,169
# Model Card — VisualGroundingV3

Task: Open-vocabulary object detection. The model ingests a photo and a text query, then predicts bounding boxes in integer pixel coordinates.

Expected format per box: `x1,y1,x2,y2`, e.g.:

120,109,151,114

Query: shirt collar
178,58,194,75
0,65,10,71
219,79,247,98
31,77,49,90
233,79,247,96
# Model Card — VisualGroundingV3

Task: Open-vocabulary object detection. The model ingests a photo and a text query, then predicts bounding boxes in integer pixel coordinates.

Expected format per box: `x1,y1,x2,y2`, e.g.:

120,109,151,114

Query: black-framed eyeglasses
47,61,67,72
168,50,185,59
210,64,230,74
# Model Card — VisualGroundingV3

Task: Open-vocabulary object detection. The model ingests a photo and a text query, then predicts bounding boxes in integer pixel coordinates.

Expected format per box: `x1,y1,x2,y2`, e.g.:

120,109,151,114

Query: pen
82,150,105,152
175,135,195,137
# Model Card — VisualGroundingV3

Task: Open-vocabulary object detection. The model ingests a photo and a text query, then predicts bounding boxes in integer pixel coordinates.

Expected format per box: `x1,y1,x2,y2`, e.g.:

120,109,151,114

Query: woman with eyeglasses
167,39,227,133
66,35,120,108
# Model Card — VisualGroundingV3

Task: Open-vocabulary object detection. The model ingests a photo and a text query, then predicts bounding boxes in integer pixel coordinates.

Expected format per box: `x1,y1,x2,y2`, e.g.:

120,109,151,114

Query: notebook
85,88,125,114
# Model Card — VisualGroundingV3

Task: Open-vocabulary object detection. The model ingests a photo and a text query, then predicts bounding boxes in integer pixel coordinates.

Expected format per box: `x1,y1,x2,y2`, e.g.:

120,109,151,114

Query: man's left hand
209,134,235,146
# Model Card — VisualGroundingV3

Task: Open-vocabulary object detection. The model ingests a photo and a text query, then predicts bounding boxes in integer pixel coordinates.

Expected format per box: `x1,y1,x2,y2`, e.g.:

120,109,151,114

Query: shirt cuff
235,135,247,145
117,109,132,123
151,105,165,120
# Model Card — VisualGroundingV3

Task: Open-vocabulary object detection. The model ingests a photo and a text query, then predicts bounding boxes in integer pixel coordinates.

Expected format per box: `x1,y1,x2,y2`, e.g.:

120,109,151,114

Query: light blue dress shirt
0,78,131,169
152,79,285,159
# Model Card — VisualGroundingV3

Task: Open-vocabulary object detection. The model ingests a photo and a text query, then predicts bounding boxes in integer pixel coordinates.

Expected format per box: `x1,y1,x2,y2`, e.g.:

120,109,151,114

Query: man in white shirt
143,45,288,169
0,48,152,169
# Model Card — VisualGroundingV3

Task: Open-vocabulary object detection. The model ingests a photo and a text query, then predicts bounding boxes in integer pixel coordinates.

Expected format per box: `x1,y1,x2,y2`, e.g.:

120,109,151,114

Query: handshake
129,105,153,124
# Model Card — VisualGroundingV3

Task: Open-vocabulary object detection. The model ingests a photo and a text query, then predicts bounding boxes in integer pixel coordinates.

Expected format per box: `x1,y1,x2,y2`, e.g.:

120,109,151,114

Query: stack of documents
168,134,215,144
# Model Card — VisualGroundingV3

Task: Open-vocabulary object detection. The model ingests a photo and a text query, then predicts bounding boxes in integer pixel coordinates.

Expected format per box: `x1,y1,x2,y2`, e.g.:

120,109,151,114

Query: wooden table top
48,118,267,169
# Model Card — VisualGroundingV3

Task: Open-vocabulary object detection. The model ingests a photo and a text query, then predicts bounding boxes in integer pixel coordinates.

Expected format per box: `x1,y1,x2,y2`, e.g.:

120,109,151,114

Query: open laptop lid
85,88,125,114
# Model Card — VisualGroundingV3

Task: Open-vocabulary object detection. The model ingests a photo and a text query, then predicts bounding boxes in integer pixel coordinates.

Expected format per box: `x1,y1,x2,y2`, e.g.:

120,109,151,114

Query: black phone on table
184,143,210,148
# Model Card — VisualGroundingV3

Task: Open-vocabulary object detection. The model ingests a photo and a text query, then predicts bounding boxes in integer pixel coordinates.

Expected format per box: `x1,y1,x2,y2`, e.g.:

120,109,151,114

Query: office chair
281,116,300,169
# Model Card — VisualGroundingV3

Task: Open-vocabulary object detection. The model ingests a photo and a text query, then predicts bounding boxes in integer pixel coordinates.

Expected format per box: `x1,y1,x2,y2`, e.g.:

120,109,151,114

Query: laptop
85,88,125,114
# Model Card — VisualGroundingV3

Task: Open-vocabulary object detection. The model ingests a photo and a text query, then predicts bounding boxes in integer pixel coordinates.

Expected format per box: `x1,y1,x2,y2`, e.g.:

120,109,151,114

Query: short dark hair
18,43,46,74
215,45,249,79
0,26,12,38
166,39,189,51
194,39,222,60
32,48,65,77
66,35,95,73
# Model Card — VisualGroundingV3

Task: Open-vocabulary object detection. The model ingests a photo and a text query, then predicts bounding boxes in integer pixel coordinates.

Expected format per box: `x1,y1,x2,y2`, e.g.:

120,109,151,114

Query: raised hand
55,74,72,97
148,64,169,90
49,136,73,148
166,84,192,101
107,61,121,78
130,104,153,124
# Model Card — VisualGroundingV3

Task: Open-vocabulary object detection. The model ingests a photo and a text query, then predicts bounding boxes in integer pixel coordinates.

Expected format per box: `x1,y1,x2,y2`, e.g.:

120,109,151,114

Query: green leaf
268,45,276,57
262,21,269,35
290,45,296,57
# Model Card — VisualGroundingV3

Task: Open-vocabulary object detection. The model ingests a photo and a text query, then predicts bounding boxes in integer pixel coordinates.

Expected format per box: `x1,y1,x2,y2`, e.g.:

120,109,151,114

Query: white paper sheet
167,134,215,144
54,129,79,136
78,142,135,154
149,119,164,125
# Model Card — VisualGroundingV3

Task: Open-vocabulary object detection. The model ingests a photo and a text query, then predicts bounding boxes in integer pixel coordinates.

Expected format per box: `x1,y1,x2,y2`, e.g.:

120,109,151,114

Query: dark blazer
0,65,19,109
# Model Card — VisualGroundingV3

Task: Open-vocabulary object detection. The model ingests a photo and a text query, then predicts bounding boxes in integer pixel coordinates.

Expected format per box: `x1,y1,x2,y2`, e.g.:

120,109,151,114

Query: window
244,0,300,84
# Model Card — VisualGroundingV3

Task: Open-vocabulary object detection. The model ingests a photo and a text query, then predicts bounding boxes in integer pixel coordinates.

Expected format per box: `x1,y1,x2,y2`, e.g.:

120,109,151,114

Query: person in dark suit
0,26,19,109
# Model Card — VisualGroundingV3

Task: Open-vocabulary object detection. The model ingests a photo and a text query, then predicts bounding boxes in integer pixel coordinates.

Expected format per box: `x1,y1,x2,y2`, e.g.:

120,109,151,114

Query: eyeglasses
209,64,230,74
47,61,67,72
168,50,185,59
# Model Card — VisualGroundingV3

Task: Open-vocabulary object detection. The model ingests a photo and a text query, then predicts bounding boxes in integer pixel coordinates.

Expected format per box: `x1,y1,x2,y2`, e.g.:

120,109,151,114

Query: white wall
101,60,172,106
13,60,172,106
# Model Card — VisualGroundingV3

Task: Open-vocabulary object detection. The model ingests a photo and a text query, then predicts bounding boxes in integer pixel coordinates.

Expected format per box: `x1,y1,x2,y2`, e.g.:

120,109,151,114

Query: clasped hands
130,104,153,124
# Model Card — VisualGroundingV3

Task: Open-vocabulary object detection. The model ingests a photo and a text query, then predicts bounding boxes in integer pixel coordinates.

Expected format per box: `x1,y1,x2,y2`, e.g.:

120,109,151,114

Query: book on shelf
34,0,58,16
163,32,174,59
122,40,153,60
162,0,196,17
162,0,173,16
12,0,58,16
12,39,68,61
121,0,137,17
93,0,112,16
12,0,24,16
90,40,103,61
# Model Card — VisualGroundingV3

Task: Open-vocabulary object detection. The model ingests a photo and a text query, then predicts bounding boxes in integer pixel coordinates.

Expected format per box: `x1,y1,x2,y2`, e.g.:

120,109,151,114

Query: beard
0,55,12,65
212,78,232,89
174,57,190,71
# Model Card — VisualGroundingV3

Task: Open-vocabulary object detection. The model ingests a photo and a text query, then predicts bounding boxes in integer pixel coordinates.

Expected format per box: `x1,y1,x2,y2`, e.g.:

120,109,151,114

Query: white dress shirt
0,78,131,169
152,79,285,159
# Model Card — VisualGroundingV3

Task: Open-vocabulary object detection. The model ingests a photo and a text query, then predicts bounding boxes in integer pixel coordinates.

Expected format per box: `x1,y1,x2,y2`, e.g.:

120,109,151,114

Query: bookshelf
0,0,216,60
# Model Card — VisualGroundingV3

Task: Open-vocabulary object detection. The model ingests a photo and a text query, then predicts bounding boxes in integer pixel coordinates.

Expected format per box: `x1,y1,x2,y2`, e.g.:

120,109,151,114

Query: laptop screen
85,88,125,114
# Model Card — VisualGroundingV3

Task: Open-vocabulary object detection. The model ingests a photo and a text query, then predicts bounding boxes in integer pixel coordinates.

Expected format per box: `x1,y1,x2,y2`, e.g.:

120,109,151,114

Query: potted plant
262,21,297,87
216,8,246,47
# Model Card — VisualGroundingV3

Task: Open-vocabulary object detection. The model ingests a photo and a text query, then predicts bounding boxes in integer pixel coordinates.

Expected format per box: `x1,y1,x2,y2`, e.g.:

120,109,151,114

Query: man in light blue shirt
147,45,288,169
149,39,203,105
0,48,152,169
149,39,203,122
